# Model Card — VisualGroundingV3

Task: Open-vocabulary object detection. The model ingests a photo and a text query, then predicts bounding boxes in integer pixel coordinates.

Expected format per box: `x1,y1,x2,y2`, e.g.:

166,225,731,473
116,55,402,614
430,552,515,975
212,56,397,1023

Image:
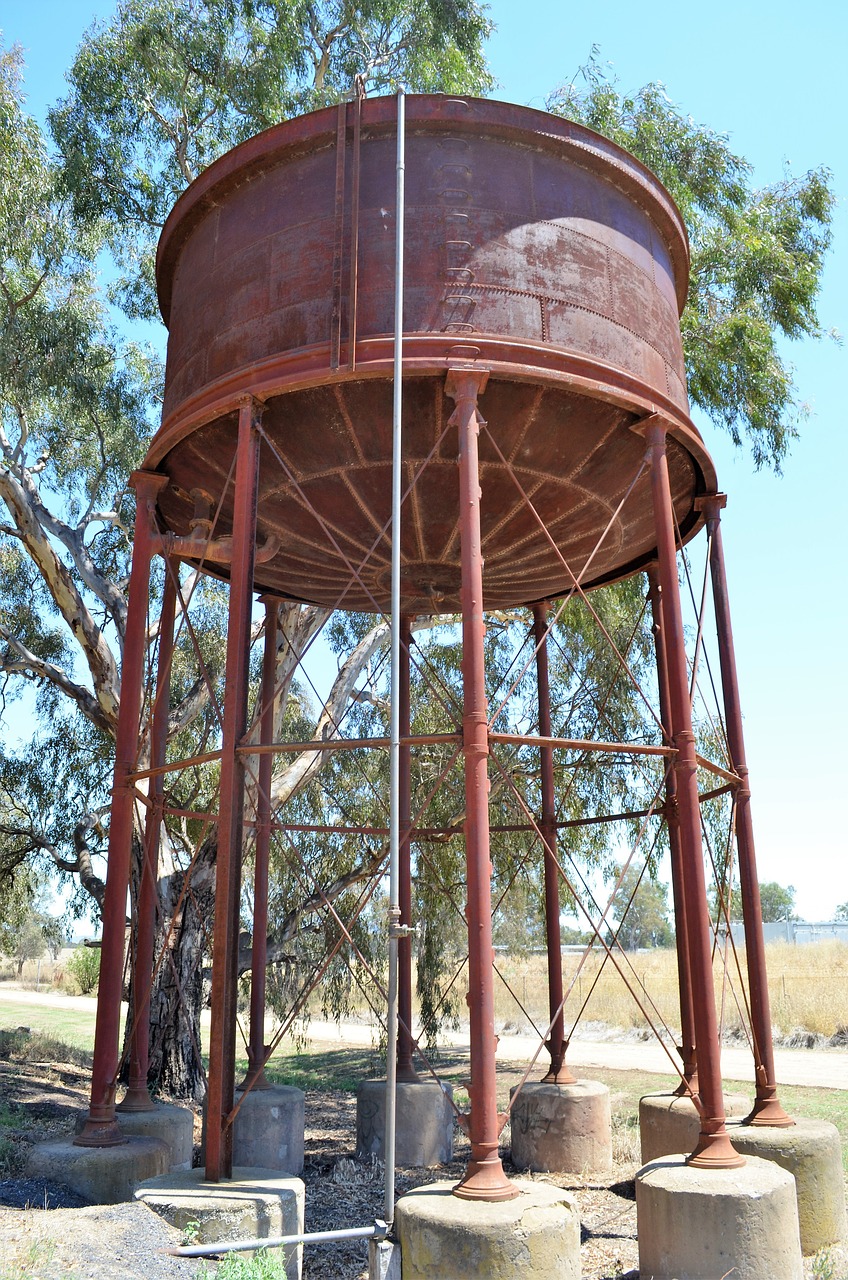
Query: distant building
726,920,848,946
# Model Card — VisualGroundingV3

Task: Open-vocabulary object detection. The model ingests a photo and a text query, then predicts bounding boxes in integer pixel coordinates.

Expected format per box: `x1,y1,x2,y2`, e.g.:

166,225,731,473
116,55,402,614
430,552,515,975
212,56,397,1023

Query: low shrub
64,946,101,996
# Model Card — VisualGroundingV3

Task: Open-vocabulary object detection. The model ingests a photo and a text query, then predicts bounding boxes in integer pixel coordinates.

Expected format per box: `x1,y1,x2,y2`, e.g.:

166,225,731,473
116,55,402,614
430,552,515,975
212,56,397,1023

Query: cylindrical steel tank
147,94,715,612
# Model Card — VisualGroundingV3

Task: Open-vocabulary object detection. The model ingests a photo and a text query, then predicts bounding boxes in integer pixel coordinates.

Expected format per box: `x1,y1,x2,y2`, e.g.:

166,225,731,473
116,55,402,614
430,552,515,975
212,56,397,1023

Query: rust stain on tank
146,94,716,612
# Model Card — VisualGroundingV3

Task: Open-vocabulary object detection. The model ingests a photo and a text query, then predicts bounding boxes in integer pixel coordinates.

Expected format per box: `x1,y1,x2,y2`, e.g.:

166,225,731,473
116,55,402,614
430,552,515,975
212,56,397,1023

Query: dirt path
293,1017,848,1091
3,987,846,1090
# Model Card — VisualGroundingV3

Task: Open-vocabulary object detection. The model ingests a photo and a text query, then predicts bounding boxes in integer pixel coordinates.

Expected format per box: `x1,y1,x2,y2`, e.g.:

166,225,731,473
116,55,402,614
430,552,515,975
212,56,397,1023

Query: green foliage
65,944,101,995
758,881,798,923
198,1247,293,1279
809,1247,847,1280
547,54,835,470
0,909,62,974
50,0,493,319
0,1100,27,1178
0,1023,93,1066
710,877,797,924
611,862,673,950
0,849,66,972
834,902,848,922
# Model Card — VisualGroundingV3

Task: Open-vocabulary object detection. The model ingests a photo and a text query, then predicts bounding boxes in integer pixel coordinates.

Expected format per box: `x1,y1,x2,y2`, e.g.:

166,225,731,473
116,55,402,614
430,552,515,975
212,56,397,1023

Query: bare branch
16,463,129,634
0,467,120,732
0,624,113,734
166,674,210,739
0,813,106,909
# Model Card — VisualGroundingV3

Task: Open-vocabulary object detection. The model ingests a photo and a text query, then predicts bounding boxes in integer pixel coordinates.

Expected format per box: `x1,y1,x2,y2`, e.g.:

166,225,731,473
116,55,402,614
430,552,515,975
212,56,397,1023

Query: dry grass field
3,938,847,1047
490,940,848,1042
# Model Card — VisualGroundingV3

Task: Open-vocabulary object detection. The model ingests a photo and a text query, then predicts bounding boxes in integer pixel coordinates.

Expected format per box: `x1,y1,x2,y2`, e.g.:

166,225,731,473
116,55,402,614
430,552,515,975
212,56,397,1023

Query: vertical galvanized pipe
206,398,261,1182
397,615,419,1082
383,83,406,1227
646,563,698,1094
119,560,179,1112
700,495,792,1127
449,367,516,1202
76,470,167,1146
532,603,573,1084
243,597,279,1091
644,420,743,1169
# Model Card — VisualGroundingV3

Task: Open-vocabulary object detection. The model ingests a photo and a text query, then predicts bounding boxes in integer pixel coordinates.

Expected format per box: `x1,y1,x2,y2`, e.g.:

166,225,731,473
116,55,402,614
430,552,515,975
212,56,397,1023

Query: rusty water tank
146,94,716,612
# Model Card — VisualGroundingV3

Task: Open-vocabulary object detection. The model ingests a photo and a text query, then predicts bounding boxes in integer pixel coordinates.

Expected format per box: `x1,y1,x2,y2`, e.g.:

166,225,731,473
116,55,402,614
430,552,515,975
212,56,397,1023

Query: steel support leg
119,559,179,1112
243,596,280,1092
76,470,167,1146
447,368,516,1202
206,398,261,1181
646,563,698,1095
532,603,574,1084
644,420,742,1169
700,495,792,1127
397,615,419,1082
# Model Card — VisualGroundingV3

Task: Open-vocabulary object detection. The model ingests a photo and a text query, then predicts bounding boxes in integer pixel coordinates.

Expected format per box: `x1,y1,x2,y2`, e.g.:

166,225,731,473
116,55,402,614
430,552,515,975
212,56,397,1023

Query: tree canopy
610,863,673,950
711,878,798,924
49,0,493,318
548,54,834,470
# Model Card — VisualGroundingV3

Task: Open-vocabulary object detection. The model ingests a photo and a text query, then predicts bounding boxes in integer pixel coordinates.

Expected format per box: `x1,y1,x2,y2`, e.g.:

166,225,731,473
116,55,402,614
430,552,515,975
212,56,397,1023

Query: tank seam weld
455,282,678,366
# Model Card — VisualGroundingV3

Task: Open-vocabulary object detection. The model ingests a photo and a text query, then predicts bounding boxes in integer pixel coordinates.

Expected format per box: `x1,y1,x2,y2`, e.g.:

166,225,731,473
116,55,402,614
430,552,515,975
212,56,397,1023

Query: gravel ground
298,1090,640,1280
0,1062,844,1279
0,1073,640,1280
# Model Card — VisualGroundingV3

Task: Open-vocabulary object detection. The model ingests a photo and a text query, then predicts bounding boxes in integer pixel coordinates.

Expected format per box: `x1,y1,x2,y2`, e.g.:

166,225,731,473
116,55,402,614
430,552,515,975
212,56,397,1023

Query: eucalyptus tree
548,55,834,471
0,9,835,1098
50,0,494,320
0,1,494,1097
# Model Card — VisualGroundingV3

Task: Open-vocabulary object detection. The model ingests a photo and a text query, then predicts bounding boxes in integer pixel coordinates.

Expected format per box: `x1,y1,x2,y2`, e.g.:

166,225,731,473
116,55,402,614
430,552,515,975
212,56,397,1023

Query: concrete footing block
136,1167,304,1280
74,1102,195,1171
639,1091,750,1163
356,1079,453,1166
727,1116,847,1254
232,1085,305,1176
27,1135,170,1204
509,1079,612,1174
394,1178,580,1280
637,1153,803,1280
369,1236,401,1280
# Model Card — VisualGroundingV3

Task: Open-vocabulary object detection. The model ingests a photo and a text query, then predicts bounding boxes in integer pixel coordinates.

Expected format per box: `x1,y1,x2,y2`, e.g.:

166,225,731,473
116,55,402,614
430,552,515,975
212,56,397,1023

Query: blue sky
2,0,846,919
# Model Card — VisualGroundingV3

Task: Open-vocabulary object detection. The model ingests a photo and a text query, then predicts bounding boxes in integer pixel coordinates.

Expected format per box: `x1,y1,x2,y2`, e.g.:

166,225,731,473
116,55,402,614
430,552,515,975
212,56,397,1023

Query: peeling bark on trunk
121,833,217,1104
146,840,216,1102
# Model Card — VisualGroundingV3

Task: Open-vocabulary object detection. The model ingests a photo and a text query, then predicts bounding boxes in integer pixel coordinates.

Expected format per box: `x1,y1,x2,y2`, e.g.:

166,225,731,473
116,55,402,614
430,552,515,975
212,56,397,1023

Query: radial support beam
699,495,792,1127
206,397,262,1181
397,615,420,1082
119,558,179,1112
447,367,517,1202
646,563,698,1095
643,419,743,1170
532,603,574,1085
77,470,168,1146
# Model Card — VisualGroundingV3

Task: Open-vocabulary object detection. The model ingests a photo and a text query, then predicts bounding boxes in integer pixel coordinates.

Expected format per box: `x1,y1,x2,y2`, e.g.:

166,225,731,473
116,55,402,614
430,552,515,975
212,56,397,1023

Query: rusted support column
699,495,792,1127
77,470,168,1146
643,419,743,1169
119,559,179,1112
243,596,280,1092
397,615,419,1082
206,398,262,1181
447,367,516,1202
532,602,574,1085
646,563,698,1095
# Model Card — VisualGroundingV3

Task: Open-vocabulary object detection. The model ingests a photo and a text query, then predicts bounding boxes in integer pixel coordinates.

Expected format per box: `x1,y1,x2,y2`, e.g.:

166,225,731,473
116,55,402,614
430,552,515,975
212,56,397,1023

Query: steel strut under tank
77,93,792,1208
